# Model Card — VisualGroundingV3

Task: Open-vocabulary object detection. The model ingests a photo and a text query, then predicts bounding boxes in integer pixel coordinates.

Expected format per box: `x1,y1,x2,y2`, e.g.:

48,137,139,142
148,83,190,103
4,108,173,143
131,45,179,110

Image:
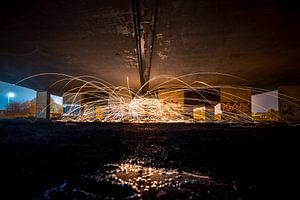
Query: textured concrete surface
279,86,300,121
36,91,50,119
0,0,300,93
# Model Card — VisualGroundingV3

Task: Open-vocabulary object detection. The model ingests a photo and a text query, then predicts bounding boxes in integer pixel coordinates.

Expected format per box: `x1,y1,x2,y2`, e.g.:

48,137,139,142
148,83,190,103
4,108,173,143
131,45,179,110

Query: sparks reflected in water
43,159,238,199
104,160,216,194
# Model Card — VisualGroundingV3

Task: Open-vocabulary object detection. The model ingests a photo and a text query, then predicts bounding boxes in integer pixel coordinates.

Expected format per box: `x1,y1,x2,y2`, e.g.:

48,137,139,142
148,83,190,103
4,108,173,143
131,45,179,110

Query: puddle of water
42,159,238,199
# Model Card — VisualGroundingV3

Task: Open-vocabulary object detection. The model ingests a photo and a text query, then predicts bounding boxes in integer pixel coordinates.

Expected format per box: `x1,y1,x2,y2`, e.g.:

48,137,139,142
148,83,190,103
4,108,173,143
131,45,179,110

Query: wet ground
0,120,299,199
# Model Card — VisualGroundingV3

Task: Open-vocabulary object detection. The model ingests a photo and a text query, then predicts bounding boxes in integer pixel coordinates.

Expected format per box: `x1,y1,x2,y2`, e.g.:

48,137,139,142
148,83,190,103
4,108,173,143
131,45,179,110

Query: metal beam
132,0,158,95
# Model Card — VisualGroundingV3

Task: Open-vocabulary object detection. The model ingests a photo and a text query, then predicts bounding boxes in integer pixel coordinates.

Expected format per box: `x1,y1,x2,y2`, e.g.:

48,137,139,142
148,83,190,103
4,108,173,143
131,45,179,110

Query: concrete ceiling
1,0,300,95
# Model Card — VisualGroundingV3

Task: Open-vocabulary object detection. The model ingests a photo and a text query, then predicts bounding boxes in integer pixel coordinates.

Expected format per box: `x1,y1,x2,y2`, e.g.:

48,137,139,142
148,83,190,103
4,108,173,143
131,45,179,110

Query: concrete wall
36,91,50,119
220,88,251,118
278,86,300,121
158,88,184,120
184,89,220,121
62,92,82,117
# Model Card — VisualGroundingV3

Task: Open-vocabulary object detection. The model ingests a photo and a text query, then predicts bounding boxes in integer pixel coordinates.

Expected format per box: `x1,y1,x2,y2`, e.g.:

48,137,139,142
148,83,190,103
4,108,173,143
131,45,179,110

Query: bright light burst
13,72,300,125
129,97,163,121
7,92,15,98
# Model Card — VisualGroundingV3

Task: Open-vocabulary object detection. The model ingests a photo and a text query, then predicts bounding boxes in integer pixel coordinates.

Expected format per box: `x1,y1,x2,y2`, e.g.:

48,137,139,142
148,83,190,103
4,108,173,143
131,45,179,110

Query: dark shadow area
0,120,299,199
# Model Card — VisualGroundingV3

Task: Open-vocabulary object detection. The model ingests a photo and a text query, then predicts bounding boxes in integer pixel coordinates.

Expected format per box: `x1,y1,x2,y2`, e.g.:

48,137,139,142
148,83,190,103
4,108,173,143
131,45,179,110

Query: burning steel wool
13,72,300,125
129,98,163,121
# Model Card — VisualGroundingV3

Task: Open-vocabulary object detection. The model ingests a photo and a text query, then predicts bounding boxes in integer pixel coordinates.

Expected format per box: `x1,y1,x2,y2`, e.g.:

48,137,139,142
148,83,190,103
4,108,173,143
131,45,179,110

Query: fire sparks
12,72,300,125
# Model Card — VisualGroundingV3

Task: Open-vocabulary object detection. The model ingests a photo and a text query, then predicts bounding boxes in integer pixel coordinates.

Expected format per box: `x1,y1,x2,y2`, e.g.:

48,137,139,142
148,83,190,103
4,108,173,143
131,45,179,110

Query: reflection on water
43,159,238,199
107,160,216,194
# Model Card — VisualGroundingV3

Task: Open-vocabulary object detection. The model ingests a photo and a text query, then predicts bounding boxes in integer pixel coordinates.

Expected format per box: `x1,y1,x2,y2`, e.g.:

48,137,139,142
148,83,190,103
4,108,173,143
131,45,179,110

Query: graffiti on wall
221,102,250,114
281,103,300,117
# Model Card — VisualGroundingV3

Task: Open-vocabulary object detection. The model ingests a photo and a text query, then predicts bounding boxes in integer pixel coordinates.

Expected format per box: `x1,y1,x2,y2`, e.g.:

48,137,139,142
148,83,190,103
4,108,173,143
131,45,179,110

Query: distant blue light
7,92,15,98
0,81,36,110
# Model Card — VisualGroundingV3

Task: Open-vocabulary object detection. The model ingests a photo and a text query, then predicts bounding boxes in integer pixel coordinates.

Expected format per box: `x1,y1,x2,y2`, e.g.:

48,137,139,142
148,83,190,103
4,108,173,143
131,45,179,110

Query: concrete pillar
81,92,108,121
62,92,82,117
36,91,50,119
184,89,220,121
62,92,108,120
220,88,251,120
193,107,206,121
278,86,300,121
158,88,185,120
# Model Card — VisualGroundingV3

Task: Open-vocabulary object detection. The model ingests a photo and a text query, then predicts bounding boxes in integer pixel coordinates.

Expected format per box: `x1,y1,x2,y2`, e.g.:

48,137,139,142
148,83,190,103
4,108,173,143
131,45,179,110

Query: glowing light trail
12,72,300,125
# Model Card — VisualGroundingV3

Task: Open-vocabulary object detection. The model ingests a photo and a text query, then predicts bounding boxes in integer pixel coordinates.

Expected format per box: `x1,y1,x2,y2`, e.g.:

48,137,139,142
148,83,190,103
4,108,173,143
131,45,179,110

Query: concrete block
278,86,300,121
220,88,251,119
36,91,50,119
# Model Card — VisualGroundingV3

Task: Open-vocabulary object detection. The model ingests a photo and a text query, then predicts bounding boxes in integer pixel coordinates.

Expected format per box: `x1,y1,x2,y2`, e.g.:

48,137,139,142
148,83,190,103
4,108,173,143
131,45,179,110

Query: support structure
36,91,50,119
158,88,185,120
184,89,221,121
278,86,300,121
132,0,158,94
220,88,252,120
62,92,82,117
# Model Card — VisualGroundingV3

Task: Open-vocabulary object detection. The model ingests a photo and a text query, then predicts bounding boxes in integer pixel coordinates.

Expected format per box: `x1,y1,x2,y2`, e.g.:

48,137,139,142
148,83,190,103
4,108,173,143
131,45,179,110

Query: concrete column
62,92,82,117
81,92,108,121
158,88,185,120
220,88,251,120
62,92,108,120
184,89,220,121
36,91,50,119
278,86,300,121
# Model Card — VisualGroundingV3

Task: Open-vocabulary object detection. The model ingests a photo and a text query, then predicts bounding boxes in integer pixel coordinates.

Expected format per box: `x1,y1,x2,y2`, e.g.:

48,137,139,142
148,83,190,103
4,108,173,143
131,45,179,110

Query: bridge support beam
132,0,158,94
62,92,82,117
36,91,50,119
278,86,300,121
220,88,252,120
